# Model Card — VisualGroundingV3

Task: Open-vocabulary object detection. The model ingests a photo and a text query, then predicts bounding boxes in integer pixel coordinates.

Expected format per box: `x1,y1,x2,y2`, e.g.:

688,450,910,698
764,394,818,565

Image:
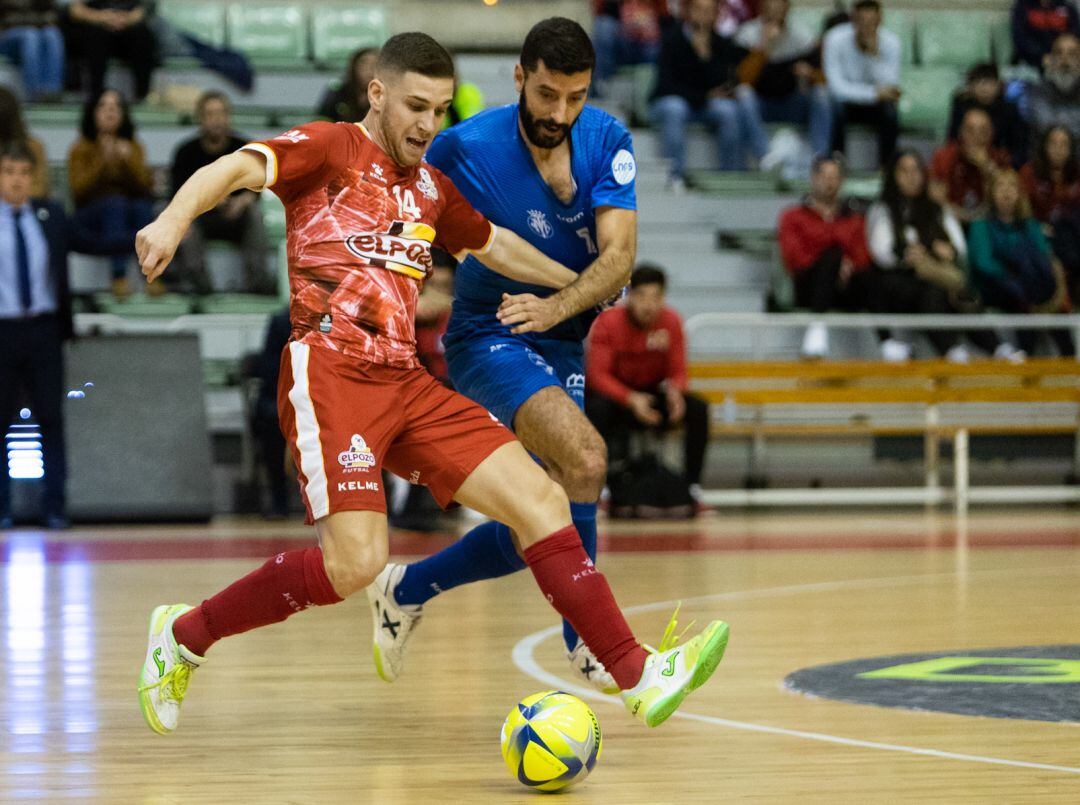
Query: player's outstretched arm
475,226,579,290
136,150,267,283
498,207,637,335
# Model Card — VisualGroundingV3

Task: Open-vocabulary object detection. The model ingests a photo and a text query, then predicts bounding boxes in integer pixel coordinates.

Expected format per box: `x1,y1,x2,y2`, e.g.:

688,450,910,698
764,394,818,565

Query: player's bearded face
516,63,590,150
372,72,454,166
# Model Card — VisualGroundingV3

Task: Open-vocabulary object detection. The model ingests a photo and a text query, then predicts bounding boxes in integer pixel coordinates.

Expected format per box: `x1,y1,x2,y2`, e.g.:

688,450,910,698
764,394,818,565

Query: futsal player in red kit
134,32,728,735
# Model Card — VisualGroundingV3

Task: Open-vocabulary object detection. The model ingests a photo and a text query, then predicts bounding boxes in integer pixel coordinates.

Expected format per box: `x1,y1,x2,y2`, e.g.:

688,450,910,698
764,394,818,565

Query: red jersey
586,304,688,406
243,122,495,368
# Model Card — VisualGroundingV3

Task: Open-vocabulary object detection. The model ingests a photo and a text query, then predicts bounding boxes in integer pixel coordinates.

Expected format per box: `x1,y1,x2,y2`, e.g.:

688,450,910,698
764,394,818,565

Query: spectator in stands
0,142,71,530
651,0,750,187
67,89,153,299
777,153,874,357
930,107,1011,226
592,1,667,91
0,0,63,100
947,64,1027,169
316,47,379,124
1011,0,1079,71
968,169,1074,355
822,0,900,168
0,85,47,196
1028,32,1080,137
1020,125,1080,300
170,90,271,295
586,264,710,501
867,149,1011,362
249,307,290,519
735,0,831,169
717,0,760,38
61,0,158,101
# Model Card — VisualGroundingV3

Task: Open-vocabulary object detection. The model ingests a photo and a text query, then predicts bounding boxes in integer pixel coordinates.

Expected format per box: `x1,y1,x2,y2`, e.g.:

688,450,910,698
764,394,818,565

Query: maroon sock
172,547,342,657
523,525,648,690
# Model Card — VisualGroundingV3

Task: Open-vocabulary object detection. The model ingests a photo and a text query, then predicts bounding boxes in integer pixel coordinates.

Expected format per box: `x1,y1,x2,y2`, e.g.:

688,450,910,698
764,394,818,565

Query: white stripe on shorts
287,342,330,520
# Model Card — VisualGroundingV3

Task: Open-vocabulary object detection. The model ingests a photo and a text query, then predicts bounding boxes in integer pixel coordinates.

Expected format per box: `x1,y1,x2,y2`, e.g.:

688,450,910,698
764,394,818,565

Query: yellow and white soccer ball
500,690,602,792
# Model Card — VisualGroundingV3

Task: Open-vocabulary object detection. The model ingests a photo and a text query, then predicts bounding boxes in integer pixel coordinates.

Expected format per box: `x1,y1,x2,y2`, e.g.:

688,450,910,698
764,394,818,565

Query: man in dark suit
0,142,72,529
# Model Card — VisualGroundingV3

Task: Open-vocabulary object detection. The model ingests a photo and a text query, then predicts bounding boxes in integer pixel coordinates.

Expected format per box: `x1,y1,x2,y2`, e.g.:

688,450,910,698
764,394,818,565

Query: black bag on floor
608,453,695,520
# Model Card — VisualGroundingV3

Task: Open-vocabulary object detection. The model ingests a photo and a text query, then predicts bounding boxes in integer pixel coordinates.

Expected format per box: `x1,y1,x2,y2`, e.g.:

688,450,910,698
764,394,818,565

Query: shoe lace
646,602,696,655
139,661,194,704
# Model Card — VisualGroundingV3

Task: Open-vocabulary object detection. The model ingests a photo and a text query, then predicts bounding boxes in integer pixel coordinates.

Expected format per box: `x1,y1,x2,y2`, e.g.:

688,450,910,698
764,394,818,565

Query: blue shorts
445,330,585,430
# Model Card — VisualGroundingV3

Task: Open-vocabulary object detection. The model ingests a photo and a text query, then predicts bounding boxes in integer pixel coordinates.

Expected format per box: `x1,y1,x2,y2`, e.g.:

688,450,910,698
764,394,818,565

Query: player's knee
513,477,571,548
563,436,607,498
322,535,388,598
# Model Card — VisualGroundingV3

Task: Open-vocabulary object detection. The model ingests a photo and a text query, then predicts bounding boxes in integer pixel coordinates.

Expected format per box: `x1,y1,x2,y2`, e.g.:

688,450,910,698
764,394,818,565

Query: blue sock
562,502,598,651
393,519,525,607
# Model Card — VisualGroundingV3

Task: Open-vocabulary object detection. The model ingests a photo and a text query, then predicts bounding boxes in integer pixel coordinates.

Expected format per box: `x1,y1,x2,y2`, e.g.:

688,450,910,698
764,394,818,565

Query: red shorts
277,341,516,524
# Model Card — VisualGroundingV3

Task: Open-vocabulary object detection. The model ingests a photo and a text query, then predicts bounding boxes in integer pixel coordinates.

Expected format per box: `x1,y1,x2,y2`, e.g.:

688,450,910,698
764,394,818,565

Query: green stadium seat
918,12,992,68
788,7,827,38
899,66,963,132
884,8,917,66
311,5,388,67
989,11,1013,65
227,3,309,67
158,0,227,48
197,294,287,315
94,294,196,318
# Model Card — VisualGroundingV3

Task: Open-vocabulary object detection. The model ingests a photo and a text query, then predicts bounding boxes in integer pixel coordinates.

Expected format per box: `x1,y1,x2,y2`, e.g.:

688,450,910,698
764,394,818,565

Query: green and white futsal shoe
366,563,423,683
138,604,205,735
568,638,619,694
621,614,729,728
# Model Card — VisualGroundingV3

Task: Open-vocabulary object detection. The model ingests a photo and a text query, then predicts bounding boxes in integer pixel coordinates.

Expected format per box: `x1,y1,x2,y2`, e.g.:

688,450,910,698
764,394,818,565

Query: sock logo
661,651,679,677
153,647,165,677
572,557,598,582
282,591,305,614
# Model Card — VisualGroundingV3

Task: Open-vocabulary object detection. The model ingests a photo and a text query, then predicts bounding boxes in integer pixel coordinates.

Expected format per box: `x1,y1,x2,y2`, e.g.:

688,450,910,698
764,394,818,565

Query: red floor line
0,529,1078,563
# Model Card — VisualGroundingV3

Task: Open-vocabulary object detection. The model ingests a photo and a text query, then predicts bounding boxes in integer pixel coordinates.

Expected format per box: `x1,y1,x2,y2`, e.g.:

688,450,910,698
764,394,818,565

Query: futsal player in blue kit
366,18,639,692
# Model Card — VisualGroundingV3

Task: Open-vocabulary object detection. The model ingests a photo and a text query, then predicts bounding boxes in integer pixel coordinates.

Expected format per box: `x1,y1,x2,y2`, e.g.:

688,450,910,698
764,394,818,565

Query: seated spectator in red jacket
1020,124,1080,301
1012,0,1080,70
947,64,1027,169
930,107,1011,226
777,153,874,357
585,264,710,497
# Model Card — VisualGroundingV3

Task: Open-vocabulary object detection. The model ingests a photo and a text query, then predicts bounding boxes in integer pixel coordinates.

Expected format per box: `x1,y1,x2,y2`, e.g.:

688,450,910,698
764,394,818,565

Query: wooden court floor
1,509,1079,803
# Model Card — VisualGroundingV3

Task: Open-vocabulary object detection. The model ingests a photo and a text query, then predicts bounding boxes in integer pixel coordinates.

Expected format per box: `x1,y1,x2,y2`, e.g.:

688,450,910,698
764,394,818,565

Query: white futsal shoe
366,563,423,682
568,638,619,694
138,603,205,735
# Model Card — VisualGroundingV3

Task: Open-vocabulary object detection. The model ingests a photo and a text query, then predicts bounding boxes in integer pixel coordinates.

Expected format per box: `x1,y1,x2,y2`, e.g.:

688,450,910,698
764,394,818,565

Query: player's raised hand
497,293,566,334
136,215,187,284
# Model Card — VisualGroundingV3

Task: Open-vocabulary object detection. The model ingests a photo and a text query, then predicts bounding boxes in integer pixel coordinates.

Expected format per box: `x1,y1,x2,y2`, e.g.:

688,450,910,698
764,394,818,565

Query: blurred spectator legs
71,195,154,290
739,84,833,168
793,245,872,312
977,275,1075,356
651,94,747,182
250,398,288,518
830,100,898,168
592,13,660,87
0,25,64,100
64,18,158,101
175,205,273,295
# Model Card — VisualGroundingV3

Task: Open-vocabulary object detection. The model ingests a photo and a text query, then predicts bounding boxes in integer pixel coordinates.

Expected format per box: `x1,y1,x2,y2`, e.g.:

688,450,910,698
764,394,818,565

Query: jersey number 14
392,185,422,219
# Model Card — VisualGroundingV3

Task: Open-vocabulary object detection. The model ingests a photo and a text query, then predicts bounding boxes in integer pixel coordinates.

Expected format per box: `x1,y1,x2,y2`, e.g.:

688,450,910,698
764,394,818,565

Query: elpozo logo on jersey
339,434,376,470
344,220,435,280
611,149,636,186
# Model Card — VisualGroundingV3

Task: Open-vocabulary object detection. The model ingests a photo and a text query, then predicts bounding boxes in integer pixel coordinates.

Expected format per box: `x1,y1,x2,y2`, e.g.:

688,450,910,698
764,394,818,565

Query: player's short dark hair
852,0,881,14
812,152,846,175
630,264,667,290
377,33,455,80
0,141,37,167
520,17,595,76
196,90,230,117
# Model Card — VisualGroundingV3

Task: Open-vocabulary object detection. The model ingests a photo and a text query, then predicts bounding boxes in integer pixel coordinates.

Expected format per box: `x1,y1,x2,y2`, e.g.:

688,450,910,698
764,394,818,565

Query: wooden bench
687,358,1080,507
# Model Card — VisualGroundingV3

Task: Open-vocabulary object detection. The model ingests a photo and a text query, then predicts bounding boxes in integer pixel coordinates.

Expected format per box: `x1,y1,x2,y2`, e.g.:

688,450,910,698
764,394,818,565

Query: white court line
511,566,1080,776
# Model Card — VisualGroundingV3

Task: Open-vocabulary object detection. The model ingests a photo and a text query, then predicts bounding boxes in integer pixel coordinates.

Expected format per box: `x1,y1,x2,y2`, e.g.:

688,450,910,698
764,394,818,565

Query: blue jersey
426,103,637,343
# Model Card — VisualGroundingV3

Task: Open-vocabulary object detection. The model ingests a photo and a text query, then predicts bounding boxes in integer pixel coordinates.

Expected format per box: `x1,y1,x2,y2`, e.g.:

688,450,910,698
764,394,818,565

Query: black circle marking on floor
784,645,1080,723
